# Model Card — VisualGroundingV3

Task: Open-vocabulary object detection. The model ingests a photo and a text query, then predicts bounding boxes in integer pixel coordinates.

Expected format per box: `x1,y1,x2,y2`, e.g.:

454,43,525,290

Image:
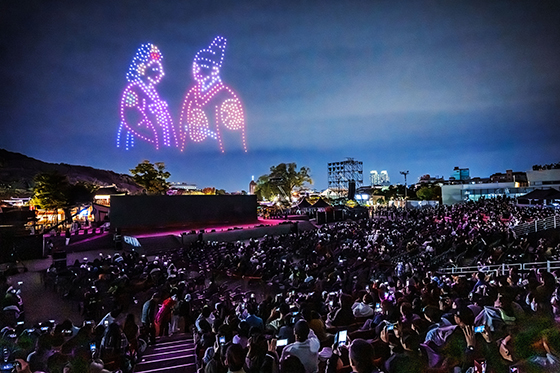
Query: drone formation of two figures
117,36,247,153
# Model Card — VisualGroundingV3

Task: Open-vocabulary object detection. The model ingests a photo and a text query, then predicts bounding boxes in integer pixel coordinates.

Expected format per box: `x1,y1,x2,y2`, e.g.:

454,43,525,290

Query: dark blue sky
1,0,559,192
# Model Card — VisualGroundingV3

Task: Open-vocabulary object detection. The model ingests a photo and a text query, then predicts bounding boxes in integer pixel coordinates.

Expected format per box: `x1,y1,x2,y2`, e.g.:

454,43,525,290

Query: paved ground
6,248,132,327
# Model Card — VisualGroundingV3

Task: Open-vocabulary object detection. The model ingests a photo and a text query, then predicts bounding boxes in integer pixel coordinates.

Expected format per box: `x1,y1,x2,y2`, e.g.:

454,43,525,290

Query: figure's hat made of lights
126,43,163,83
194,36,227,68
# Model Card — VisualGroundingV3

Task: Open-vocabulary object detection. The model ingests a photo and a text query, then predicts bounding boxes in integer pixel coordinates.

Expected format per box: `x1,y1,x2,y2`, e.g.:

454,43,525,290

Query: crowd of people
1,197,560,373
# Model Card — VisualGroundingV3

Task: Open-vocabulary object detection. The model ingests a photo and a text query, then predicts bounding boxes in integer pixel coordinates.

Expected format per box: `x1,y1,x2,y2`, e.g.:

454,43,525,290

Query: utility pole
400,170,409,200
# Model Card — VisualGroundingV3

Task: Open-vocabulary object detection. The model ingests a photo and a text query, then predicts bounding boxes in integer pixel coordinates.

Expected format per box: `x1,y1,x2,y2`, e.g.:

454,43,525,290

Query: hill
0,149,142,198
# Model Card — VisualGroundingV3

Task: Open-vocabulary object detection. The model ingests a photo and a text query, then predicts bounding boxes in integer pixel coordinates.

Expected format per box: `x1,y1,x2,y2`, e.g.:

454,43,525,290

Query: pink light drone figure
179,36,247,153
117,43,177,150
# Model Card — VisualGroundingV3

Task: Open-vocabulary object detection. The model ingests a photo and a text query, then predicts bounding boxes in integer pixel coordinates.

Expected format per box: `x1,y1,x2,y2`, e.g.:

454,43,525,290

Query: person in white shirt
352,293,375,318
280,320,320,373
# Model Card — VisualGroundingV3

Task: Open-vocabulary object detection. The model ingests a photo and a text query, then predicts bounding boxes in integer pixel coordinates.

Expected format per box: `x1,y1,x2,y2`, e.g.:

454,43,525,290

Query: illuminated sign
123,236,141,247
117,43,177,150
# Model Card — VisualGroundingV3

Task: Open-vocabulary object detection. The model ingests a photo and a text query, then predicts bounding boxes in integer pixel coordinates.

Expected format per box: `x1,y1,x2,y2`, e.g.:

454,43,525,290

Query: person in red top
155,294,177,337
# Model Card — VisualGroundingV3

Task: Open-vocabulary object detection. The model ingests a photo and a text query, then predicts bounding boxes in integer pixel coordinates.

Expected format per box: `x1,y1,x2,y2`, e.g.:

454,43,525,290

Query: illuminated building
440,167,551,205
370,170,379,186
452,167,470,181
168,182,198,195
379,170,390,185
249,176,257,195
179,36,247,153
117,43,177,150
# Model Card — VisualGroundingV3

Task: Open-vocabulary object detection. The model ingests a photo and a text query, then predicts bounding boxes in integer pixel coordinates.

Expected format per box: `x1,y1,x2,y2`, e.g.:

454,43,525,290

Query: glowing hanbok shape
117,43,177,150
179,36,247,153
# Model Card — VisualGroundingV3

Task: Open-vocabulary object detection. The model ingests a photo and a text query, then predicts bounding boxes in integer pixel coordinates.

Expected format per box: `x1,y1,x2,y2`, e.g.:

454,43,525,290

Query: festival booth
312,198,337,224
312,198,332,209
517,188,560,207
291,198,313,213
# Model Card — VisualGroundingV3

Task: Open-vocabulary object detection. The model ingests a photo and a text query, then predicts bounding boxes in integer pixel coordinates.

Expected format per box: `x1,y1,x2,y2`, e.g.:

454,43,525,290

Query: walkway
134,333,197,373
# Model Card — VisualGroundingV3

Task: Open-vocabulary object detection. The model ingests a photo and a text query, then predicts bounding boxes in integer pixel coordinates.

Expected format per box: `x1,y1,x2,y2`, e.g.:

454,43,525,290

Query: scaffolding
328,158,363,193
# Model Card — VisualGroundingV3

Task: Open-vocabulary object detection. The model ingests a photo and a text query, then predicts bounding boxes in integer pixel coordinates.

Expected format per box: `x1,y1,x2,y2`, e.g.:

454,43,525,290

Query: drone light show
117,37,247,154
117,43,177,150
180,36,247,153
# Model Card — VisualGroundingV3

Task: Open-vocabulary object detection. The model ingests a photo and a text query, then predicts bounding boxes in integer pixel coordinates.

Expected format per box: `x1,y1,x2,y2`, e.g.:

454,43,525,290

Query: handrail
439,260,560,276
511,214,559,236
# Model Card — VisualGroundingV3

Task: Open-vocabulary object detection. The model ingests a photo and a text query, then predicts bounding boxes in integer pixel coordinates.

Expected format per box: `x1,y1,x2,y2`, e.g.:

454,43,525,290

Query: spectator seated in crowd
2,197,560,372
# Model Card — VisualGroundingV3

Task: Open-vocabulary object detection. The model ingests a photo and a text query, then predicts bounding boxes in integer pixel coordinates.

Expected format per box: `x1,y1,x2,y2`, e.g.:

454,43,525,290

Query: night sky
1,0,559,192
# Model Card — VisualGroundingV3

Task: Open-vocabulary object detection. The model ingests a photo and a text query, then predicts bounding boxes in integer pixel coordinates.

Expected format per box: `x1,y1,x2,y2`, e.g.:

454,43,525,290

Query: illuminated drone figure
179,36,247,152
117,43,177,150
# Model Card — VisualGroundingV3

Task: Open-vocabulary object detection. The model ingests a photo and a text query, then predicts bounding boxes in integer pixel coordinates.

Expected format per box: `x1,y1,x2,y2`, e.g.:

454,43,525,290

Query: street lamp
400,170,409,200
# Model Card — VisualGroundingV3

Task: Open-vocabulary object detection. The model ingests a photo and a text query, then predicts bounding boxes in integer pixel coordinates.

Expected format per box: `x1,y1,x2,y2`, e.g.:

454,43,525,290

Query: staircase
134,333,197,373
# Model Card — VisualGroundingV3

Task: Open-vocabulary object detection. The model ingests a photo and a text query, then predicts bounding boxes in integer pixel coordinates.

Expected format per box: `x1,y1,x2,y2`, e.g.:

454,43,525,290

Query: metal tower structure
328,158,363,193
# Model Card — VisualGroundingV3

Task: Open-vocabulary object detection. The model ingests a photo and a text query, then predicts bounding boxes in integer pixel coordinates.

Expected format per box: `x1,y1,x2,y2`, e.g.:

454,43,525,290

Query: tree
416,186,434,200
32,171,71,225
32,172,70,210
32,173,100,226
417,185,441,201
255,162,312,201
67,181,98,205
201,187,216,195
130,160,171,195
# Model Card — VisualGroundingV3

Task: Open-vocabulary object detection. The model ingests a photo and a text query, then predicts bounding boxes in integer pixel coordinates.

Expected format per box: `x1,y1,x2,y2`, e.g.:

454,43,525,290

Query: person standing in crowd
196,305,216,333
65,228,71,246
99,322,129,371
123,313,139,355
141,293,157,345
155,293,177,336
245,302,264,332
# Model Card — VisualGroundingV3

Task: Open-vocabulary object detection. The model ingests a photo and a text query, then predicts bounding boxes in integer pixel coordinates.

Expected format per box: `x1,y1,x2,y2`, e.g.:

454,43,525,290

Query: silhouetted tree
130,160,171,195
255,163,312,201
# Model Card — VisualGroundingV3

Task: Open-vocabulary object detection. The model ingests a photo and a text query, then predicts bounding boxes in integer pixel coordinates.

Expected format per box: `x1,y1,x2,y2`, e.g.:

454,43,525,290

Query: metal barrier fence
512,214,559,236
439,260,560,276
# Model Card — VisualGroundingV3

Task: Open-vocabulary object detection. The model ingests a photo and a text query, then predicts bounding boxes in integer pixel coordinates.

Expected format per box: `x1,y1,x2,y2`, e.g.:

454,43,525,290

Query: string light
117,43,178,150
179,36,247,153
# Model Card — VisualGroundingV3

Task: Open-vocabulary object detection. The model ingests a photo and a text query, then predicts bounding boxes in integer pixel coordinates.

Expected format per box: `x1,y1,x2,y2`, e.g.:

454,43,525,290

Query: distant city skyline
1,1,559,192
370,170,390,186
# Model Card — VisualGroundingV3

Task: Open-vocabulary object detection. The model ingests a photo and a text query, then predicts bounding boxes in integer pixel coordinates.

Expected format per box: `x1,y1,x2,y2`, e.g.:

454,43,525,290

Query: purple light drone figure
179,36,247,153
117,43,177,150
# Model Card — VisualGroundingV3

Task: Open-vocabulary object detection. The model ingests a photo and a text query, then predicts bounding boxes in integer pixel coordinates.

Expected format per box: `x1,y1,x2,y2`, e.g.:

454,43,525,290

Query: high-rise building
452,167,470,181
370,170,379,186
380,170,390,185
